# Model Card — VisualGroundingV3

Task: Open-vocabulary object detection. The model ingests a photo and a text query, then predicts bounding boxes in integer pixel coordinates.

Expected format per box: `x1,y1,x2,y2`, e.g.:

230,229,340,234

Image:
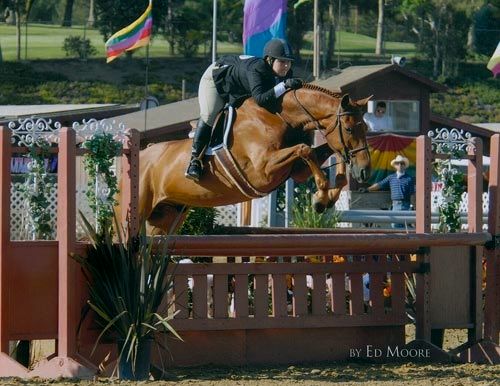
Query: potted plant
73,215,182,380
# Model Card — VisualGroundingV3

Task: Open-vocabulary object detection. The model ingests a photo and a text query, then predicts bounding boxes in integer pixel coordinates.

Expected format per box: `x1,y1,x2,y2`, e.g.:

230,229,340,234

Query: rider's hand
285,78,303,90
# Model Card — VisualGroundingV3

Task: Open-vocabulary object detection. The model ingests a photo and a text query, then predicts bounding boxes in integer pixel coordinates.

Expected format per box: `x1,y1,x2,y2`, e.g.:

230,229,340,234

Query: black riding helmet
263,38,295,61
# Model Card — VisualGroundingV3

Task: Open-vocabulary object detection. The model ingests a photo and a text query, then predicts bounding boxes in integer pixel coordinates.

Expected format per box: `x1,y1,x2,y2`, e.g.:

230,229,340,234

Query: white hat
390,155,409,168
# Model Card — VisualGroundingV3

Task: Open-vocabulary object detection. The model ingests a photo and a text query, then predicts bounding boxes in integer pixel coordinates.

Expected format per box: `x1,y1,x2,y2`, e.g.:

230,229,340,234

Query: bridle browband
278,90,369,165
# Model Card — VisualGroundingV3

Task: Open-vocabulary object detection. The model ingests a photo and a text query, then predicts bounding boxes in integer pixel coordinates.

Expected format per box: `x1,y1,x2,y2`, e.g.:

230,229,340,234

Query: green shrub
292,181,341,228
63,36,97,60
178,207,217,235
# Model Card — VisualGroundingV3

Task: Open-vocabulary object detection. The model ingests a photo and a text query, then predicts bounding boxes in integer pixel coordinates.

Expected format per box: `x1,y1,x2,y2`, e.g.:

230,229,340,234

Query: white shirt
363,112,392,132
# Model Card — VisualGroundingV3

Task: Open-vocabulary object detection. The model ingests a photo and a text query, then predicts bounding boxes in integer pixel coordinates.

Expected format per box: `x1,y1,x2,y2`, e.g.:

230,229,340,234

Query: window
366,100,420,133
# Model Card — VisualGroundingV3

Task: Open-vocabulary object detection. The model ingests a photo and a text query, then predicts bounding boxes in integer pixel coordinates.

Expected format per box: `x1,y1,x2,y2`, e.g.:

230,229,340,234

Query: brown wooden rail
158,232,490,256
166,257,418,331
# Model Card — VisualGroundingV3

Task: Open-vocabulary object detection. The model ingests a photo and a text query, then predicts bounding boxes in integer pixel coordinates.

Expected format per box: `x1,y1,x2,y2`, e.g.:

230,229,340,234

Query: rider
185,38,303,182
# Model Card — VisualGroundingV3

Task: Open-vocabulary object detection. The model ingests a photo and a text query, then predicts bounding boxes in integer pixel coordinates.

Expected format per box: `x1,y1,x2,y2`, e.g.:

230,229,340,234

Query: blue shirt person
365,155,415,228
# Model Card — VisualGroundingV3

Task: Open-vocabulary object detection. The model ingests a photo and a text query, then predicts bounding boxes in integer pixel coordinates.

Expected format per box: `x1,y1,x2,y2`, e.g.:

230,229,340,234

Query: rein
279,90,369,165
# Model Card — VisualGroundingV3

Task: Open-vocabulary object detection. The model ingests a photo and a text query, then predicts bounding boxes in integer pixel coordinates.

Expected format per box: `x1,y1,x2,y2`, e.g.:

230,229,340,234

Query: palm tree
375,0,385,55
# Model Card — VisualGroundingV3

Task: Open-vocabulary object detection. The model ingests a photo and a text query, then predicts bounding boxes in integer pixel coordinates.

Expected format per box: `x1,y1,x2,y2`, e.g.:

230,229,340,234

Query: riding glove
285,78,303,89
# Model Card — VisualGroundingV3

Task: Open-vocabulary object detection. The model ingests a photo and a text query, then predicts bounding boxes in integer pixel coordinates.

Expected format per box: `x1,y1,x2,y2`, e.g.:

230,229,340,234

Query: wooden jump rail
161,232,490,256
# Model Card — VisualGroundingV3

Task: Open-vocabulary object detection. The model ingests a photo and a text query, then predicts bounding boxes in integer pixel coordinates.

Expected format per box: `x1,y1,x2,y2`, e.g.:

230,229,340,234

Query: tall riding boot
185,119,212,181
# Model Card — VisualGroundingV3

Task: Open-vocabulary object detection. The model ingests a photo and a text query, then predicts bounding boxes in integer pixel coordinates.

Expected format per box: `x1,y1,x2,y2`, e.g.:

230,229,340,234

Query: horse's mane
301,83,342,99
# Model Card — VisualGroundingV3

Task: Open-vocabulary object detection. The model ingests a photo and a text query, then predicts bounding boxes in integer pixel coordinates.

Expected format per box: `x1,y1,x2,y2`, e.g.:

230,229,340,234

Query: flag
487,42,500,77
105,0,153,63
243,0,288,57
367,134,417,184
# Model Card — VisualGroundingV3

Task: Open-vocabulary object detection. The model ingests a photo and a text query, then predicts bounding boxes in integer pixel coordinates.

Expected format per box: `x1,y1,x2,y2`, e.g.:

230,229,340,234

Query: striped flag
243,0,288,57
105,0,153,63
367,134,417,184
487,42,500,77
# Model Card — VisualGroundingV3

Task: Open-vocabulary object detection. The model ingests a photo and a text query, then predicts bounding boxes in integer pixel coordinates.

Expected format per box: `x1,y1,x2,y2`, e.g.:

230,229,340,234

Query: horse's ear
354,95,373,107
340,94,350,110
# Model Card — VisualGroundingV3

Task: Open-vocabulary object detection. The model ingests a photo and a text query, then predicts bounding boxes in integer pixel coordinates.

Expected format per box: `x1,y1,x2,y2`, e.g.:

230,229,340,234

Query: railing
163,232,490,332
337,210,489,230
168,257,416,331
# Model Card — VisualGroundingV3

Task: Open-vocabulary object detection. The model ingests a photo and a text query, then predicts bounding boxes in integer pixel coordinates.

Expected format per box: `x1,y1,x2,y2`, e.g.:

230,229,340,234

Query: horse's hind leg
147,203,189,235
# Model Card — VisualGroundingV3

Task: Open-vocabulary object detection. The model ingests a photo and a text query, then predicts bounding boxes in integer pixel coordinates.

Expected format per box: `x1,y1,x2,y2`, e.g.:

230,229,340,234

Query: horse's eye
345,127,352,134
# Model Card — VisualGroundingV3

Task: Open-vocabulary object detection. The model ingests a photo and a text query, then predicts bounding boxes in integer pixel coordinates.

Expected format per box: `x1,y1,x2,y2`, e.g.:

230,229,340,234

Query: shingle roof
118,97,199,132
316,64,447,93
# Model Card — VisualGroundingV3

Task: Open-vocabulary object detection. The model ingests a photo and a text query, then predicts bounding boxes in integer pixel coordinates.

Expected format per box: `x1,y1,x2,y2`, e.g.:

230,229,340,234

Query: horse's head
326,94,371,182
285,86,371,183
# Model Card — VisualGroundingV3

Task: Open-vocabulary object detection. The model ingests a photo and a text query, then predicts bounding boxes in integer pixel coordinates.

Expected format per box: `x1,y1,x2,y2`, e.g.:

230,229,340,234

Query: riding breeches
198,63,225,127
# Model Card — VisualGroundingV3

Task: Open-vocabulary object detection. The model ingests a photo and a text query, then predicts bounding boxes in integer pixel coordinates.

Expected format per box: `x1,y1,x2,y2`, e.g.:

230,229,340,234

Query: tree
94,0,168,46
161,0,220,58
472,1,500,56
219,0,243,43
167,1,209,58
87,0,95,27
288,0,314,62
1,0,36,60
29,0,58,23
163,0,184,55
375,0,385,55
401,0,470,78
325,0,336,67
61,0,74,26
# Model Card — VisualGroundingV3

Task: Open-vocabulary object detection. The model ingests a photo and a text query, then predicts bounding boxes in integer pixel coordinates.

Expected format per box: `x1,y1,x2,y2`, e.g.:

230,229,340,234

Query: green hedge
0,61,183,105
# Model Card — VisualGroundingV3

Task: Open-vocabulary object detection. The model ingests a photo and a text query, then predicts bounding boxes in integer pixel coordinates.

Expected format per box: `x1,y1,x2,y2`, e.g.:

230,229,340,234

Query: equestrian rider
185,38,303,182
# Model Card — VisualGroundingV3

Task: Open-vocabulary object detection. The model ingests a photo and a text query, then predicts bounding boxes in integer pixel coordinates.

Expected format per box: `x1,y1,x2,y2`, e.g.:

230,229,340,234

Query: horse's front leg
264,144,330,212
326,162,348,208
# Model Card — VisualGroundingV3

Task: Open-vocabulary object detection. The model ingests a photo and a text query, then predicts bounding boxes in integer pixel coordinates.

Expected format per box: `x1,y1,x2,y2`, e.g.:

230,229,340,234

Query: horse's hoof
313,202,325,213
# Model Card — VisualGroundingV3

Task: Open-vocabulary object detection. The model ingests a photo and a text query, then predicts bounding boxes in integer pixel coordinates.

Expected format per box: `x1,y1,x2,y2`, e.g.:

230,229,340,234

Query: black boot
185,119,212,181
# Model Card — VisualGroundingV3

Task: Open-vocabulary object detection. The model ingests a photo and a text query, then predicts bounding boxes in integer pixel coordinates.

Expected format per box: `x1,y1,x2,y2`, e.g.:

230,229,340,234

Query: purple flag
243,0,288,57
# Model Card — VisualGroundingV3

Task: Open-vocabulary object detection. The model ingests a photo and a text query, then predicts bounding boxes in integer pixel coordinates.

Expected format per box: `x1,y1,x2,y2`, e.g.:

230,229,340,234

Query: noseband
289,91,369,165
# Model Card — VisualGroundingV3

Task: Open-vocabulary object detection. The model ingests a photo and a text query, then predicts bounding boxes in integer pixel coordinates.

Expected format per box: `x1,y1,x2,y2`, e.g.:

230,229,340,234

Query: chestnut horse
133,84,371,234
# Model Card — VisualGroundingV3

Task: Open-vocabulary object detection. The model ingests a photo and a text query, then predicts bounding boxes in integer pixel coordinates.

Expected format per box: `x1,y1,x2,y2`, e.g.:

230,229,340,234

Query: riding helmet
263,38,295,61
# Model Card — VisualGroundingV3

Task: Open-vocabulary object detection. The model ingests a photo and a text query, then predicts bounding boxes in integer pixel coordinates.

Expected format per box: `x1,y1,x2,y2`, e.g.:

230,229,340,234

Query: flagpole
212,0,217,63
313,0,319,79
144,43,150,132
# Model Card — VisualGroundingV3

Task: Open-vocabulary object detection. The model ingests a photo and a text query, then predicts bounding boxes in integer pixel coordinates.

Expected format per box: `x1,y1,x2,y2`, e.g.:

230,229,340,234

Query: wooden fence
0,129,498,378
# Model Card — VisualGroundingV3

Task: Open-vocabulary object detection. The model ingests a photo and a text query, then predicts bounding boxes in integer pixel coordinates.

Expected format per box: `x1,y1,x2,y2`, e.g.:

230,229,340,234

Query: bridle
281,90,369,166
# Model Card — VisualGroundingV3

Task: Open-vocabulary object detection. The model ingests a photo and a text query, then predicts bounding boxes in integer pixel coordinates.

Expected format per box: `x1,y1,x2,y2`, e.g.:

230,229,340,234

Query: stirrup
185,158,203,181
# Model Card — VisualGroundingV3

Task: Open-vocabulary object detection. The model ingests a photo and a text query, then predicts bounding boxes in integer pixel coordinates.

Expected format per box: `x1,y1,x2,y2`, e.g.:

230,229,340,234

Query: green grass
302,30,416,57
0,23,243,61
0,23,415,62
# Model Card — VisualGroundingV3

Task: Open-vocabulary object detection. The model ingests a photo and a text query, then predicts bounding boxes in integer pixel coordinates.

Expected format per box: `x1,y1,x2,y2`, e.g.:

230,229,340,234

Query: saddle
189,105,266,199
189,105,236,155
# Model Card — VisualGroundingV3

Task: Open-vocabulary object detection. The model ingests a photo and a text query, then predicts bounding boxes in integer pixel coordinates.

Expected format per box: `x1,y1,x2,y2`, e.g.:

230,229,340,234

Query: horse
129,83,371,234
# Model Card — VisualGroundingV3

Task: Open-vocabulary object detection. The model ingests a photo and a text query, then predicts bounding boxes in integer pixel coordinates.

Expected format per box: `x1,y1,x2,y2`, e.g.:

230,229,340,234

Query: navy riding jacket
213,55,292,112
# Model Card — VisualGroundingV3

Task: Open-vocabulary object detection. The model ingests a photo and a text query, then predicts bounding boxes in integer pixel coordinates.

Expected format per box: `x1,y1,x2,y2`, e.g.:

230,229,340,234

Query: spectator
362,155,415,228
363,101,392,132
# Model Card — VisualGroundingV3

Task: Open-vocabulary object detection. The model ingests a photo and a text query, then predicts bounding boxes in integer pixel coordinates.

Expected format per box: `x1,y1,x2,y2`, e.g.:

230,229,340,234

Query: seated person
363,101,392,132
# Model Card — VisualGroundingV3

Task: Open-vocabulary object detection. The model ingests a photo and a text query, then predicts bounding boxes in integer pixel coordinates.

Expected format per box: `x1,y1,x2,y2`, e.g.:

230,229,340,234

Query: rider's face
272,59,292,77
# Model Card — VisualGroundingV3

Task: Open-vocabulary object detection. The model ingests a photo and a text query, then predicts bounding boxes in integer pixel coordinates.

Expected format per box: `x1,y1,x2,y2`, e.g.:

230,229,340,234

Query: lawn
0,23,415,62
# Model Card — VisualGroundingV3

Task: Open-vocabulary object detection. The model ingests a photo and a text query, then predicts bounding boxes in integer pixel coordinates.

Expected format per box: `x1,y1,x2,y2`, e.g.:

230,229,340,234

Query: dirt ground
1,326,499,385
1,362,498,385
